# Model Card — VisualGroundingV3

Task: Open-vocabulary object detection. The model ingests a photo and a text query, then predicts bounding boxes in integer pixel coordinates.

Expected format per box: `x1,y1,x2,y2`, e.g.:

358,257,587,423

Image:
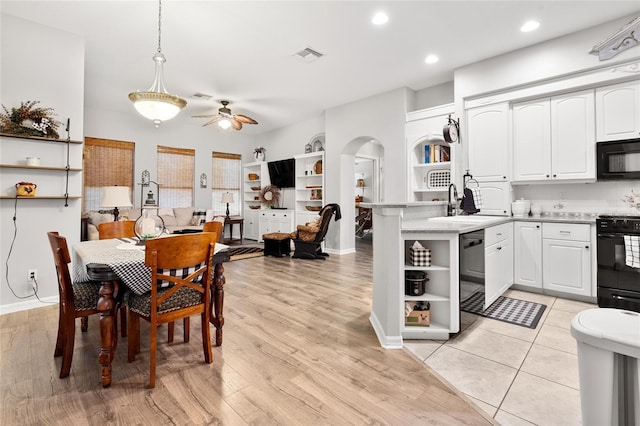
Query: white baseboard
0,295,59,316
324,247,356,256
369,312,403,349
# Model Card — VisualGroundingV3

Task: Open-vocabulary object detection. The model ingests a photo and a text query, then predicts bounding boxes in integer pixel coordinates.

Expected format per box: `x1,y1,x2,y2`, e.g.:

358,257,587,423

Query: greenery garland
0,100,62,139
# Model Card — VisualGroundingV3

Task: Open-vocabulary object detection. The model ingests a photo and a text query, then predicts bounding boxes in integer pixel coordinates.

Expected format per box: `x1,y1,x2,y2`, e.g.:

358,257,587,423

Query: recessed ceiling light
520,20,540,33
372,12,389,25
425,54,439,64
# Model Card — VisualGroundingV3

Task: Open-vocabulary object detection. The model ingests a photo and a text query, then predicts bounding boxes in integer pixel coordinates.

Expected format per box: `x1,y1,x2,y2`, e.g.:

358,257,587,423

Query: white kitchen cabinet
512,89,595,182
596,80,640,141
467,102,510,182
476,181,511,216
484,222,513,308
514,221,542,289
244,209,259,241
258,210,295,242
542,223,591,297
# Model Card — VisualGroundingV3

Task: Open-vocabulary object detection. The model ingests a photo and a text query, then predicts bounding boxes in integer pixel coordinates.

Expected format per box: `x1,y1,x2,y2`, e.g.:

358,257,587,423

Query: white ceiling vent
192,93,213,100
293,47,324,63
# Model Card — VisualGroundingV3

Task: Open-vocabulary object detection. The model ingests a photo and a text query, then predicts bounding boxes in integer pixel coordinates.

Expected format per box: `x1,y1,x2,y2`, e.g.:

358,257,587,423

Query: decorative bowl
305,206,322,212
250,186,261,191
249,205,261,210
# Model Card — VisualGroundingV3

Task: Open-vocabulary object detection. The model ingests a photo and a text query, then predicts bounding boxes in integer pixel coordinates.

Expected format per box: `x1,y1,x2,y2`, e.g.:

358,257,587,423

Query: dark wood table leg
97,280,116,388
210,261,226,346
239,221,244,244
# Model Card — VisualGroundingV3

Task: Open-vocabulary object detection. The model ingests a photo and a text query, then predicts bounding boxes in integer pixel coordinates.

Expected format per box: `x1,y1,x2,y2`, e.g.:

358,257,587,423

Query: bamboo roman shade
212,152,241,216
157,146,195,207
83,137,134,211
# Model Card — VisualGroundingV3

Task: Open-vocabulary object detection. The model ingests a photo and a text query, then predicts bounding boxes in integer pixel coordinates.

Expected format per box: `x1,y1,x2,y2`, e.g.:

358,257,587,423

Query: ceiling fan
192,100,258,130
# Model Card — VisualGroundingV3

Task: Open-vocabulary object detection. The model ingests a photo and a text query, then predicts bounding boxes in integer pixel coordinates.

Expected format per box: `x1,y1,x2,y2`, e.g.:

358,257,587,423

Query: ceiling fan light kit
192,100,258,131
128,0,186,127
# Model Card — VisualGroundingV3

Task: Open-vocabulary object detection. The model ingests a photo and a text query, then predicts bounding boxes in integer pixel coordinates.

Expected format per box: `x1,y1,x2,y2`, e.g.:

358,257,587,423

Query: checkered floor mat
460,291,546,329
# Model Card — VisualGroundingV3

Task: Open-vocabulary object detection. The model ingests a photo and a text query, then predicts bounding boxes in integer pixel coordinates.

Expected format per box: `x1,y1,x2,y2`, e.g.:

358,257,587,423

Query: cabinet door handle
560,231,571,234
553,174,557,178
536,225,540,228
546,174,550,178
497,246,502,251
585,245,589,249
503,176,506,179
496,233,502,236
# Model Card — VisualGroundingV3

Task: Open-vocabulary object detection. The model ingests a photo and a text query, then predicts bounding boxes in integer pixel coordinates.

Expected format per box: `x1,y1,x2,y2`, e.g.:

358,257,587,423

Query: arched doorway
339,136,384,254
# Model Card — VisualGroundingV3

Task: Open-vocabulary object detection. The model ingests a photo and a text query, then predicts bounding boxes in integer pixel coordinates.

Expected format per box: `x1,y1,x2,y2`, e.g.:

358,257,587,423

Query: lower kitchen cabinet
484,222,513,308
542,223,592,297
514,221,542,289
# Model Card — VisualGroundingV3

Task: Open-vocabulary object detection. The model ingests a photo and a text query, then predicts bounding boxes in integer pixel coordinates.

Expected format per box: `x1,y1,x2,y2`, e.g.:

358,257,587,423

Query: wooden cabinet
596,80,640,141
512,90,595,182
542,223,591,297
514,221,542,289
402,233,459,340
294,152,324,226
258,210,294,242
467,102,510,182
484,222,513,308
0,133,82,202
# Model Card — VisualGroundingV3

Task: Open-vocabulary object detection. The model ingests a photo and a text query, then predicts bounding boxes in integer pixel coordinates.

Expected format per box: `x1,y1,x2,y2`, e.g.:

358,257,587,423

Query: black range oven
596,216,640,313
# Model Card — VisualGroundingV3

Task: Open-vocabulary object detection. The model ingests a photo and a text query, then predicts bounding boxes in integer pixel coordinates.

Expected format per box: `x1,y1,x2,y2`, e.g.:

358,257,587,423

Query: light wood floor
0,237,492,425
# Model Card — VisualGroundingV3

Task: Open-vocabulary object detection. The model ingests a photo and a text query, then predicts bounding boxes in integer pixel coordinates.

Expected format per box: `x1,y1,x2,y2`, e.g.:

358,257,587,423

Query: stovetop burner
598,215,640,220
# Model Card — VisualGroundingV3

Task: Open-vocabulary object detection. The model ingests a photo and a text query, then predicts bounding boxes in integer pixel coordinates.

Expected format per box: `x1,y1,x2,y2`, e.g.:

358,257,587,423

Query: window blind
212,152,241,216
83,137,134,211
157,146,195,208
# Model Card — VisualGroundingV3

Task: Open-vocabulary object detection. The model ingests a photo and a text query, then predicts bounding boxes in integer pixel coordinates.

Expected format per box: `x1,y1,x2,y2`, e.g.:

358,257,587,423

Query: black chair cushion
72,281,101,311
125,286,203,317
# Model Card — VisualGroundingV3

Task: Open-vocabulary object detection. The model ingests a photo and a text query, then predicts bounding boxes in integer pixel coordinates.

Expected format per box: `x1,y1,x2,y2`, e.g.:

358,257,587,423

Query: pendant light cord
157,0,162,54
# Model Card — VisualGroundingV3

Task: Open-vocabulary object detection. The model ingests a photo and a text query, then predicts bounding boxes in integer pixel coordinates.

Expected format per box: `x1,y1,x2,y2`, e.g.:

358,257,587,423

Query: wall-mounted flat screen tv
267,158,295,188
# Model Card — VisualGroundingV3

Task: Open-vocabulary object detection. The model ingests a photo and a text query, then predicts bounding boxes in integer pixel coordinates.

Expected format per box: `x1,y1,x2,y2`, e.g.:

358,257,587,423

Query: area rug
228,246,264,261
460,291,546,329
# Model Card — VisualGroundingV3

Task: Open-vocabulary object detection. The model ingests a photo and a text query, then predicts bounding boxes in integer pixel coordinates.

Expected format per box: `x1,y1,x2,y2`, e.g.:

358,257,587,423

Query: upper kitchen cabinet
595,80,640,142
466,102,509,182
512,89,595,183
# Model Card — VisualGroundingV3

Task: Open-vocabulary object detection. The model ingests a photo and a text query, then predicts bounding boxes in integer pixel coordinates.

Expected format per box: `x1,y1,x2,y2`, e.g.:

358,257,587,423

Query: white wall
414,82,455,111
0,14,85,312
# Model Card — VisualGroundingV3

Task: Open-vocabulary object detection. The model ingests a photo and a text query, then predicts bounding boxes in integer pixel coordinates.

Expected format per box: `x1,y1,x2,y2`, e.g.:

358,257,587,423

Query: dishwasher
459,230,485,300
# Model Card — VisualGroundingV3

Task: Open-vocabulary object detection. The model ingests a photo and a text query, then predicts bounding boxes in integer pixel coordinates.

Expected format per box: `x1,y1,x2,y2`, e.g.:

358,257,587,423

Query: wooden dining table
72,237,230,388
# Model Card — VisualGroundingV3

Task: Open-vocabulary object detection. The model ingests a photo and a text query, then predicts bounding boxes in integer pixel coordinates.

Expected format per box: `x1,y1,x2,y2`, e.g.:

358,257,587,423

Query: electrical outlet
28,269,37,283
559,191,567,200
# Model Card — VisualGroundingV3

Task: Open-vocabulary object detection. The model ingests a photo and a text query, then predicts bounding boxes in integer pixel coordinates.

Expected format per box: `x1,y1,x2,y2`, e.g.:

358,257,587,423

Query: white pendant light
128,0,186,127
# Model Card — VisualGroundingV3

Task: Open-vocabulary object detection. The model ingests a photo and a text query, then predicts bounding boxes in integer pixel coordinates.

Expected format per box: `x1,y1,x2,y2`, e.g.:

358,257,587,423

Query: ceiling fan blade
230,118,243,130
192,114,217,118
202,116,222,127
235,114,258,125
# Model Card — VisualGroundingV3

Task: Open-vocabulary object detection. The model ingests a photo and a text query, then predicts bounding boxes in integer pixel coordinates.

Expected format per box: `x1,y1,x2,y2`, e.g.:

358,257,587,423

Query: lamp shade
100,186,133,208
221,192,234,204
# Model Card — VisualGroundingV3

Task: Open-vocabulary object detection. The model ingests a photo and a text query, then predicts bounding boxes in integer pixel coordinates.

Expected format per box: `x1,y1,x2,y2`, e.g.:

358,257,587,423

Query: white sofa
83,207,217,241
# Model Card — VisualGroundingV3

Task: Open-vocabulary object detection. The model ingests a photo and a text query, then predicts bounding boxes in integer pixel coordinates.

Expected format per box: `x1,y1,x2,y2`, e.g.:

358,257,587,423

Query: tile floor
404,288,598,426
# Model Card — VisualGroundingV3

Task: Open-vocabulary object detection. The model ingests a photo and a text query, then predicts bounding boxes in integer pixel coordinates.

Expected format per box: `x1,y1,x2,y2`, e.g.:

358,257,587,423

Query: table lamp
221,192,234,220
100,186,133,221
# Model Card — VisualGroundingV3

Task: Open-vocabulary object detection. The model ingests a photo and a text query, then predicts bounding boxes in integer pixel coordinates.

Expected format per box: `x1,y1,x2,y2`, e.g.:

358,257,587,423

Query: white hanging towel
470,187,483,210
624,235,640,268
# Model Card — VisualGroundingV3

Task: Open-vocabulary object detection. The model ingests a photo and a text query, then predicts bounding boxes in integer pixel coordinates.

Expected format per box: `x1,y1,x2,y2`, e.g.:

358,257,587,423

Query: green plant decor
0,100,62,139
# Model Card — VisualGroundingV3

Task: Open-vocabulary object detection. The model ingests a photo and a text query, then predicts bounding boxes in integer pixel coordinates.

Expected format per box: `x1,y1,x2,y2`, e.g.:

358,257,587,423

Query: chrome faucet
448,183,458,216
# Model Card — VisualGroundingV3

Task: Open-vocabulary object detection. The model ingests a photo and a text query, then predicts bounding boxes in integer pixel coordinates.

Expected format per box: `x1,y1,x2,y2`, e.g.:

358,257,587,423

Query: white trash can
570,308,640,426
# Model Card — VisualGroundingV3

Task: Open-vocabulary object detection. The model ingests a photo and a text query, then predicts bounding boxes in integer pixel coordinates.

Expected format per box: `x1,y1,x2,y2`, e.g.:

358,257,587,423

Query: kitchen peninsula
364,202,515,348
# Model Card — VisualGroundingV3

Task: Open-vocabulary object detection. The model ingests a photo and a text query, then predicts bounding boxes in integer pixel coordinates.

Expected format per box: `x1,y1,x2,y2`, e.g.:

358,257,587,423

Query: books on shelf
424,144,450,164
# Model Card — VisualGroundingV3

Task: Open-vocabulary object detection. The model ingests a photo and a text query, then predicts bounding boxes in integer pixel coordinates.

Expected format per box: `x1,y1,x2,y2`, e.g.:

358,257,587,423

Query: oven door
597,233,640,291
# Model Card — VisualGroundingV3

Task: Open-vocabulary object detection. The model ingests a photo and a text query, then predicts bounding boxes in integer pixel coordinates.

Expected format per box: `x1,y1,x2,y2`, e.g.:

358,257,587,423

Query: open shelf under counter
404,293,449,302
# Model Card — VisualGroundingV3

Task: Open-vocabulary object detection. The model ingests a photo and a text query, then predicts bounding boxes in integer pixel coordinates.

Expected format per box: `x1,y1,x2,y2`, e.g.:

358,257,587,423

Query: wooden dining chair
125,232,218,388
98,220,136,337
203,219,224,242
98,220,136,240
47,231,101,378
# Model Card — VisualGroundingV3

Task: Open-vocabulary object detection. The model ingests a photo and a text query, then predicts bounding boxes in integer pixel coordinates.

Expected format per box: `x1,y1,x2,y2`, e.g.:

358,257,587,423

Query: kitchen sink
429,215,500,224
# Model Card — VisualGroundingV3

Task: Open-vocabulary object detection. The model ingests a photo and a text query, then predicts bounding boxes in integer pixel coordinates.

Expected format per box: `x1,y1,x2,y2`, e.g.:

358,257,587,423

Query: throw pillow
205,209,215,222
160,215,178,227
158,208,174,217
173,207,195,226
191,209,207,226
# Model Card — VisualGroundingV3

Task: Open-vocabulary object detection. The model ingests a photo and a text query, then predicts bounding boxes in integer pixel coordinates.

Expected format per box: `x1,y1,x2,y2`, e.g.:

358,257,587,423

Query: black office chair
291,204,341,259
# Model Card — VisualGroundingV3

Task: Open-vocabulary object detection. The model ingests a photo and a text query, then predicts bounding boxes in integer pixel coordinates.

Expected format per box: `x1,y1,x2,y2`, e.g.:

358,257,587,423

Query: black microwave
597,138,640,180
